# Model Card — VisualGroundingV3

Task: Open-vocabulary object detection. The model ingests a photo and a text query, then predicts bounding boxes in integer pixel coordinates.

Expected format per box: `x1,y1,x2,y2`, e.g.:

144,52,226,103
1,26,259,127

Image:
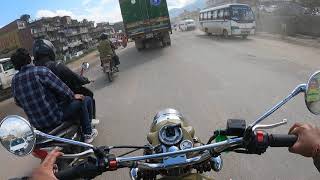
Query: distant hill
169,0,206,18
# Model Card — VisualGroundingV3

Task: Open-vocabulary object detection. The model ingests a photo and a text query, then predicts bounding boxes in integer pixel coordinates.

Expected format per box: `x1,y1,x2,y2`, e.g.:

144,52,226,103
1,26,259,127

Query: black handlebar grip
268,134,297,147
55,163,103,180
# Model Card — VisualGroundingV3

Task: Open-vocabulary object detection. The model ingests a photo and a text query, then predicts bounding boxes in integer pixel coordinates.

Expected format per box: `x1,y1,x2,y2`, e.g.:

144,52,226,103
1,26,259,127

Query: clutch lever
252,119,287,131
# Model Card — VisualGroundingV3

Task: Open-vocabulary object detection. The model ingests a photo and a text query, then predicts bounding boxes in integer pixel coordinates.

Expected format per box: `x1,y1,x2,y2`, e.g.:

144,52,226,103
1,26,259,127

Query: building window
17,21,26,29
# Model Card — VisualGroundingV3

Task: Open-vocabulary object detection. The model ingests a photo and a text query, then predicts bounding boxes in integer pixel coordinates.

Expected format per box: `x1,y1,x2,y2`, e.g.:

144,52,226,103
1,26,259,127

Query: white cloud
167,0,196,9
36,9,74,18
82,0,92,6
100,0,112,5
36,3,122,23
34,0,195,24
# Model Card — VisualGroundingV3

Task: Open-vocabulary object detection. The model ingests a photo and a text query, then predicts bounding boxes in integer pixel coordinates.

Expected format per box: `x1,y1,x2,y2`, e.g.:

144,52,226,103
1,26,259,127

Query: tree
20,14,31,23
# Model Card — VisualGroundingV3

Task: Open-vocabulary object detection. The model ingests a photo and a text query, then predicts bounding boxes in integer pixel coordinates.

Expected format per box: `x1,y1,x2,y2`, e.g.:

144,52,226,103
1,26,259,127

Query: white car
10,138,28,152
0,58,17,90
179,19,196,31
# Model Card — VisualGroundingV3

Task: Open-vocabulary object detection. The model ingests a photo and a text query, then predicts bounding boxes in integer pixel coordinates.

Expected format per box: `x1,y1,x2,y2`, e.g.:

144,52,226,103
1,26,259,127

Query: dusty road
1,31,320,179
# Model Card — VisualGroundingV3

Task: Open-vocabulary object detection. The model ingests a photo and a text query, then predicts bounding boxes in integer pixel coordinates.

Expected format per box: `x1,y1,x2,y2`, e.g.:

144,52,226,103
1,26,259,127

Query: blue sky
0,0,195,27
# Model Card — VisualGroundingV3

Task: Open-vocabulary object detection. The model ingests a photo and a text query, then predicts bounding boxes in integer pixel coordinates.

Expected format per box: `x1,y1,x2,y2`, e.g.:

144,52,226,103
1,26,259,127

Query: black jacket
35,58,90,92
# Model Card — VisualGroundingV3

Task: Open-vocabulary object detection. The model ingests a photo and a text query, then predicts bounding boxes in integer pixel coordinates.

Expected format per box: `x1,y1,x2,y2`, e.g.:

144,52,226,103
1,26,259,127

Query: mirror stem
34,130,94,149
249,84,306,129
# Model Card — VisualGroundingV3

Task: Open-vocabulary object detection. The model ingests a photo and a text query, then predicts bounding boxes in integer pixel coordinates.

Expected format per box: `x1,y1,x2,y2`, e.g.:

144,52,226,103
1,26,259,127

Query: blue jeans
62,96,93,135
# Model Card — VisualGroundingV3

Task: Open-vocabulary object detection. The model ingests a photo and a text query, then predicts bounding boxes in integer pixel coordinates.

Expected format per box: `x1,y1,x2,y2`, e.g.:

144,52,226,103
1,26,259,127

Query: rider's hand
288,123,320,157
74,94,85,100
31,149,63,180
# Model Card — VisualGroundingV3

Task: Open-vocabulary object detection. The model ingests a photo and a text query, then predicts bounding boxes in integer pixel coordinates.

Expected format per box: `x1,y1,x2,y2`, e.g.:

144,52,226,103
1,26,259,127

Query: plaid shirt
12,64,74,130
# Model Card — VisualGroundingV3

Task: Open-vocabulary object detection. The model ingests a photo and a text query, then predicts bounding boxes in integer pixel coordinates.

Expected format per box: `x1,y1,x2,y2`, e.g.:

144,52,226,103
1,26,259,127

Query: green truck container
119,0,172,50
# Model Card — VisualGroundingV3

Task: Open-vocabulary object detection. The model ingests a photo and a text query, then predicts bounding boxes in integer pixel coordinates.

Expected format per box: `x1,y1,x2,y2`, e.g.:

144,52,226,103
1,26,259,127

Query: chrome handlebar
60,149,94,159
59,138,243,170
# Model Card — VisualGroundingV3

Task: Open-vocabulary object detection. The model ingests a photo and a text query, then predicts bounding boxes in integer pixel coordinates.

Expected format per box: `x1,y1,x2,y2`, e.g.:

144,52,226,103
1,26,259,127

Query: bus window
218,9,224,20
224,8,230,20
200,13,203,21
231,5,254,22
208,11,212,20
213,10,217,20
204,12,208,20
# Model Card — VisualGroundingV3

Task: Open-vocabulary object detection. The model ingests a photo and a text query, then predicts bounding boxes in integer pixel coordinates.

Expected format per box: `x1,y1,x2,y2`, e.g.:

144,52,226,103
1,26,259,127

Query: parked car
0,58,17,90
10,137,28,152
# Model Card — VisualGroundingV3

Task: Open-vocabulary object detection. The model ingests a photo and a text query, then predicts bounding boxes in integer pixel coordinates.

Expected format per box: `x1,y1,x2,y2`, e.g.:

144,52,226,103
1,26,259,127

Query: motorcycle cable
207,129,228,144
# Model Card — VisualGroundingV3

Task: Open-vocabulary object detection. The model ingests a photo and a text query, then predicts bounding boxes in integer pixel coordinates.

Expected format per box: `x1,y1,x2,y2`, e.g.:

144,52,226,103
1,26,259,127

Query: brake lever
252,119,287,131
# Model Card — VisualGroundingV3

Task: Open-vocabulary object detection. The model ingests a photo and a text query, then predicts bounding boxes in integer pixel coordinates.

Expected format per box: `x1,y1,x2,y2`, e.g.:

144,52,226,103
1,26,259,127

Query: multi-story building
29,16,95,61
0,15,123,60
0,19,33,58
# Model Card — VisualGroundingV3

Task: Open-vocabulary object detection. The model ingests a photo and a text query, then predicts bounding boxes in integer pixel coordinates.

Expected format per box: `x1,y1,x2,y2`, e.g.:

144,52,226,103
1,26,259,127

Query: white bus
199,4,255,38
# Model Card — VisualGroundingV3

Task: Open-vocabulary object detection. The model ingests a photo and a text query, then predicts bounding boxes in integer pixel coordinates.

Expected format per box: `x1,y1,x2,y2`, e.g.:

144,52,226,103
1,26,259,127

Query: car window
2,61,14,71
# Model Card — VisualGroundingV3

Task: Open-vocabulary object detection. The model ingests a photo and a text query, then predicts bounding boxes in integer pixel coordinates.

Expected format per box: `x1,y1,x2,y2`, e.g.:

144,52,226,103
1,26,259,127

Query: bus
199,4,255,38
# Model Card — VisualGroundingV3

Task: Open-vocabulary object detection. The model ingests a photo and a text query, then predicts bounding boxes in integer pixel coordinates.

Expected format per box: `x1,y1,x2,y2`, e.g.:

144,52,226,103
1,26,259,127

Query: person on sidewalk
11,48,98,143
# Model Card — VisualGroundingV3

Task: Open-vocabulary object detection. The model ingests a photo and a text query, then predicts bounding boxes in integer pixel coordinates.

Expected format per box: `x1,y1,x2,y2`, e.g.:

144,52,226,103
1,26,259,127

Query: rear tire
242,35,248,39
223,30,229,38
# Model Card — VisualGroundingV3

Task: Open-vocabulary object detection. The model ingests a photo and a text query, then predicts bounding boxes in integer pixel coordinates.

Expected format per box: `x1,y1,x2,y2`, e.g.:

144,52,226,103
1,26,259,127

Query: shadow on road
196,34,254,43
117,43,167,72
88,43,168,91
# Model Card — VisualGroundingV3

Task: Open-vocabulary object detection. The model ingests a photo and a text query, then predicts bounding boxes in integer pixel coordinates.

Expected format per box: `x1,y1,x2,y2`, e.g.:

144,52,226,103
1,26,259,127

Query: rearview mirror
0,116,36,156
305,71,320,115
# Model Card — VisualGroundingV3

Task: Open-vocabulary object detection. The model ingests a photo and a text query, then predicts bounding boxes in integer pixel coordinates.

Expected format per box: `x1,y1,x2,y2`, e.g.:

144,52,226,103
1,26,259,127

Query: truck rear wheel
135,40,144,51
162,32,171,47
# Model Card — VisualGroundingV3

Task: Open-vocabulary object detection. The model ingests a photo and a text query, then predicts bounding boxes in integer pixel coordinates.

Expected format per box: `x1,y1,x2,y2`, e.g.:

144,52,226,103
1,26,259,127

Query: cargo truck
119,0,172,51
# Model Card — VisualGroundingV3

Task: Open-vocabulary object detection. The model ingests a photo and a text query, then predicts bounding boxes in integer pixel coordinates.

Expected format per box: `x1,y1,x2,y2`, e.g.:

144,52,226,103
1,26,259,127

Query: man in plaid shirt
11,48,98,143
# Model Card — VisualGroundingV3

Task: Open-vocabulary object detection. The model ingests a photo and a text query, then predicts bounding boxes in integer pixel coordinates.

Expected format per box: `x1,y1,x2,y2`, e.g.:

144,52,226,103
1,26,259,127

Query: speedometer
180,140,193,150
158,124,183,146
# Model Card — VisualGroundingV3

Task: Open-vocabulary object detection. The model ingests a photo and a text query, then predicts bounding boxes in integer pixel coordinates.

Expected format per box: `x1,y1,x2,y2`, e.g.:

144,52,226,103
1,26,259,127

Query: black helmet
33,39,56,62
100,33,109,40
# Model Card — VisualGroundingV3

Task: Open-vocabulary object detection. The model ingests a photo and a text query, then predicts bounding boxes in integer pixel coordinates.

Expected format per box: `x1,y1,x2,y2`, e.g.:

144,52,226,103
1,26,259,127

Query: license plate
146,33,153,38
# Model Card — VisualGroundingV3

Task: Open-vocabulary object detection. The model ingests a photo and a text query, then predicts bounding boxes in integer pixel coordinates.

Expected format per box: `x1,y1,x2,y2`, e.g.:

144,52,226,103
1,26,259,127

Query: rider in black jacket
32,39,96,118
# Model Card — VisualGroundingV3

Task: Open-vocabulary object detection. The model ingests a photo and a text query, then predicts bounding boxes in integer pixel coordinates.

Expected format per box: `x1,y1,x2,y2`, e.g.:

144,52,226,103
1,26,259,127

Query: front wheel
242,35,248,39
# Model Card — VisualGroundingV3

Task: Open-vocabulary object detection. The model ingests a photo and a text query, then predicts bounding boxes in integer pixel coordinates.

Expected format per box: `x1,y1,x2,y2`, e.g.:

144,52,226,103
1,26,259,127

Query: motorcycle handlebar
268,134,297,147
55,162,103,180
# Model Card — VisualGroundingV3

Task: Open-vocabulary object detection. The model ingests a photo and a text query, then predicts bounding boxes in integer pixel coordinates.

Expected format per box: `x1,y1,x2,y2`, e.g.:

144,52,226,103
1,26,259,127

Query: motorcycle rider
98,33,119,71
32,39,98,120
11,48,98,143
289,123,320,172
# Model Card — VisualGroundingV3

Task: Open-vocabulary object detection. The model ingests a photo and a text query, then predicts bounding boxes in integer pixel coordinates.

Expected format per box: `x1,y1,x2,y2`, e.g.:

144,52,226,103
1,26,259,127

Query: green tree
20,14,31,23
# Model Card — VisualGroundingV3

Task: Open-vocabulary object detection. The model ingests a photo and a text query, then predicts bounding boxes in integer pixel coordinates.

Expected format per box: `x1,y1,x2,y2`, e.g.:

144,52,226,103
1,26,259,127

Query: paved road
1,31,320,179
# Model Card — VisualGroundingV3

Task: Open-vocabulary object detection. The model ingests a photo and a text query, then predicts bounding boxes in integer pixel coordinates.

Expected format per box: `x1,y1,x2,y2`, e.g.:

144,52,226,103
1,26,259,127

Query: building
29,16,95,61
0,20,33,58
1,15,126,60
